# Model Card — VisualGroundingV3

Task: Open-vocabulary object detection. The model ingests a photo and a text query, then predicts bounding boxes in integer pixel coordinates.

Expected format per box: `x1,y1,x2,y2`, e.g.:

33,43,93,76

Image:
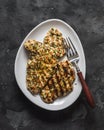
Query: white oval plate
15,19,86,111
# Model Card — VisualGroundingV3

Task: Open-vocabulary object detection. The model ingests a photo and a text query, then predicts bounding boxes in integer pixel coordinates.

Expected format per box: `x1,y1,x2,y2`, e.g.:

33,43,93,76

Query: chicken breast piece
24,39,42,53
44,28,66,57
26,58,58,94
40,61,75,103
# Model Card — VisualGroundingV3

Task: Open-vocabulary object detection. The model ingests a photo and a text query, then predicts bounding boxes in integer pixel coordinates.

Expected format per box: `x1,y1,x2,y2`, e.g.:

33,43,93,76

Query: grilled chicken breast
24,39,42,53
40,61,75,103
24,40,65,60
44,28,65,58
26,58,57,94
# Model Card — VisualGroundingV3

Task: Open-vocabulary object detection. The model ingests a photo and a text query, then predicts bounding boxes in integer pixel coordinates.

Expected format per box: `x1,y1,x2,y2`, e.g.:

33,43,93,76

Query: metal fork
64,37,95,108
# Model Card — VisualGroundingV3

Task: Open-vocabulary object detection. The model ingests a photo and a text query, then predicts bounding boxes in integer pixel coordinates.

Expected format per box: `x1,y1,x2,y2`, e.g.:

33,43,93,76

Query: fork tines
64,37,79,59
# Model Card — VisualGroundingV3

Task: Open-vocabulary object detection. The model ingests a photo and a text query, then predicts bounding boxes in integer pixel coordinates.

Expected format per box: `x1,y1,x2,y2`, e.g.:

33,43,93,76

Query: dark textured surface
0,0,104,130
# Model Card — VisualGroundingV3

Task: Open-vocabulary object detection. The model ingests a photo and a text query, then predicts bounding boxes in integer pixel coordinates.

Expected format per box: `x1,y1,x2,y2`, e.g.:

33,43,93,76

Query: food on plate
24,39,42,53
40,61,75,103
24,28,75,103
26,59,57,94
44,28,65,57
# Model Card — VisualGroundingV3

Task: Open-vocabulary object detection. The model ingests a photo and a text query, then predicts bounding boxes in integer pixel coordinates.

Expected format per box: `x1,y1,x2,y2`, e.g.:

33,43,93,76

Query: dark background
0,0,104,130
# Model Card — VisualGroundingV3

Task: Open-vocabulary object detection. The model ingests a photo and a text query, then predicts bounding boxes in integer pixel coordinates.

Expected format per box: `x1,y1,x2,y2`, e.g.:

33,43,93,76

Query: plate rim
14,19,86,111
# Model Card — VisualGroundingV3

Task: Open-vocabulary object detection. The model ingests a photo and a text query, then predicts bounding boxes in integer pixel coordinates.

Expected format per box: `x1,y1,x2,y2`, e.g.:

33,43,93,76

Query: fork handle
77,72,95,108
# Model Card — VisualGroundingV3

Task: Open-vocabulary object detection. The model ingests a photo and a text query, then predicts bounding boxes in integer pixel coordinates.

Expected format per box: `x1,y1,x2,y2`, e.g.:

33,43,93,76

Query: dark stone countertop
0,0,104,130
